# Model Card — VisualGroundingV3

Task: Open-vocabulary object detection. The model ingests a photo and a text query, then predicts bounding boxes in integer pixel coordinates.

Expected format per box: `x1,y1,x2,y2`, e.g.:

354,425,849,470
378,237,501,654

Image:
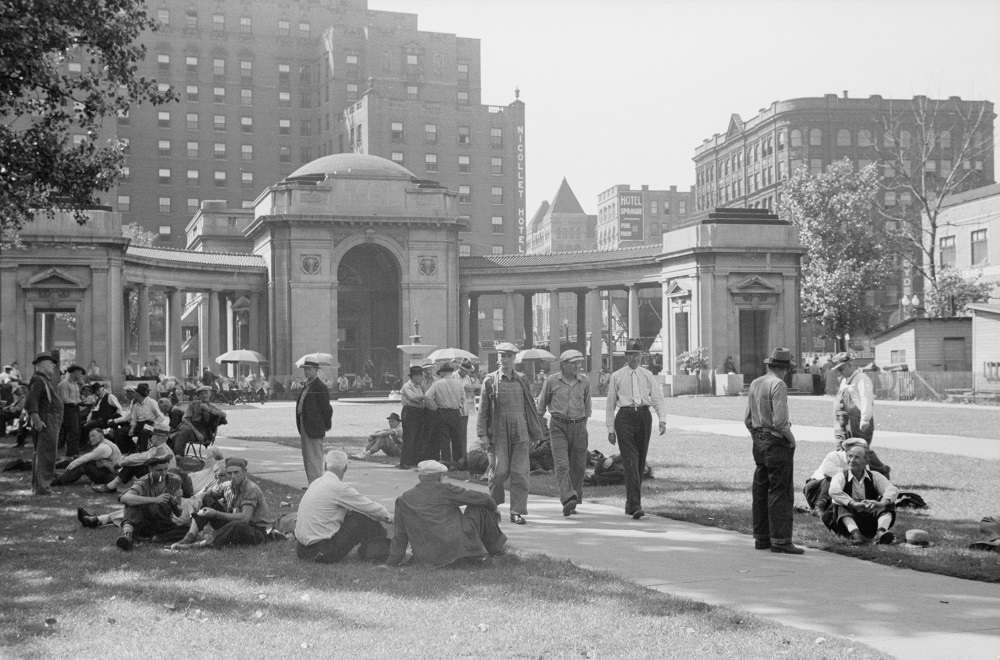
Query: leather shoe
510,513,526,525
754,539,771,550
874,530,894,545
631,508,645,520
770,543,805,555
849,530,867,546
77,507,99,528
562,497,577,517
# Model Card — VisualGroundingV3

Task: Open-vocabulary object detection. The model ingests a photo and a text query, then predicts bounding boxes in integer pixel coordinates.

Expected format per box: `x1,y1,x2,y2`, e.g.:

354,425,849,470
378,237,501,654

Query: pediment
24,268,85,289
729,274,779,294
725,114,744,139
664,280,691,297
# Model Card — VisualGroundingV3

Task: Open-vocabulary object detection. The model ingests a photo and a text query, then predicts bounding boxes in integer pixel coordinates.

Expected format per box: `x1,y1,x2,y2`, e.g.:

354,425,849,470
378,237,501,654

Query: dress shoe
874,529,895,545
562,498,577,517
115,531,134,551
770,542,805,555
91,483,116,493
631,508,645,520
77,507,99,528
33,488,55,496
849,530,867,546
754,539,771,550
509,513,526,525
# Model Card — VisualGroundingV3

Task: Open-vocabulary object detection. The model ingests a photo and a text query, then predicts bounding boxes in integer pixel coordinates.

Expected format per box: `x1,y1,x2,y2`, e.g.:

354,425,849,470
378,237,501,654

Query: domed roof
287,153,415,180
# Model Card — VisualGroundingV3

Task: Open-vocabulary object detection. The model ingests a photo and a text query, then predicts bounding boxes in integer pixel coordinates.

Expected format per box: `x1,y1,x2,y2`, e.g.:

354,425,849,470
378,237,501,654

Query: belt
551,414,587,424
618,405,649,412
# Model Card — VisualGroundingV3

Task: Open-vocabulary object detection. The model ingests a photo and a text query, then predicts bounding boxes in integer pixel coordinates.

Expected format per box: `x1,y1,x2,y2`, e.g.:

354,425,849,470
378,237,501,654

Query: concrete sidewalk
215,431,1000,660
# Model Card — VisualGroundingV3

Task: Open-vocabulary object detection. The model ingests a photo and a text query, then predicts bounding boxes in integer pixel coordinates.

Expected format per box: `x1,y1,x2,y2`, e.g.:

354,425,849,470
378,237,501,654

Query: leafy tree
922,266,992,318
0,0,174,234
872,97,994,291
122,221,155,246
780,159,895,344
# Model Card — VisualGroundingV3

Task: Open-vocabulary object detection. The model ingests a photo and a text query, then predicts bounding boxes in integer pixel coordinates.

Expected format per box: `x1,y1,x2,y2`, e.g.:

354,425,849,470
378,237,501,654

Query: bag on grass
896,492,927,509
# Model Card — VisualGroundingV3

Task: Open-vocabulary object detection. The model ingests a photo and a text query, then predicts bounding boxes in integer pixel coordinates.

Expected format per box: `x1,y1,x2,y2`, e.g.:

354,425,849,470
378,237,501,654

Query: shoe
350,453,368,460
91,483,117,493
77,507,99,528
632,508,645,520
754,539,771,550
875,530,895,545
562,497,577,517
770,543,805,555
115,532,134,551
34,488,55,496
849,530,867,546
509,513,526,525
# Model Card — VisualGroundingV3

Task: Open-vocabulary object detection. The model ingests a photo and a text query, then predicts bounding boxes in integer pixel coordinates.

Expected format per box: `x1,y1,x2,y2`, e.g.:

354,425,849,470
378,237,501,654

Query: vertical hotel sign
516,124,526,253
617,191,643,242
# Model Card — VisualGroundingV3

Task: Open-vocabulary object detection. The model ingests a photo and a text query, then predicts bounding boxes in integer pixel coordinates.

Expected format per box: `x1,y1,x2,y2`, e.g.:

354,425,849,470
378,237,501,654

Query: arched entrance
337,244,401,384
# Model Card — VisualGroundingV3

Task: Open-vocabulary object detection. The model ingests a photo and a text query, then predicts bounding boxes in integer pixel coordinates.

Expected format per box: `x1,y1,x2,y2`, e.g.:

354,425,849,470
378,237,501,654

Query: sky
370,0,1000,216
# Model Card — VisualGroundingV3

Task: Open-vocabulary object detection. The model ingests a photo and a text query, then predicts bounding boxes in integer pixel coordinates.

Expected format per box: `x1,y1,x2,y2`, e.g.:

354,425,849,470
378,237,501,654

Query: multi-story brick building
693,92,995,346
525,178,594,254
102,0,524,255
595,184,694,250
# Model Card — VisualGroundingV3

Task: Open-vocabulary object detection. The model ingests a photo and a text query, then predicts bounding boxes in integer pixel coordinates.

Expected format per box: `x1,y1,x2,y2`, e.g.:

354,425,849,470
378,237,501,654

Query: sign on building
618,191,643,241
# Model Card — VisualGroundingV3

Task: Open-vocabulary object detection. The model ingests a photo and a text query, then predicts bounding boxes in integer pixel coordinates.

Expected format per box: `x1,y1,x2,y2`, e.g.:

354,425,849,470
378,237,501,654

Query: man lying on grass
825,444,899,546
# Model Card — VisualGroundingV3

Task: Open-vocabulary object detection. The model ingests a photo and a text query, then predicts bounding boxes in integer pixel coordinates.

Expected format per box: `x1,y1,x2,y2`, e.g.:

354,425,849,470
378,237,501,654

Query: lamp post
900,295,920,319
562,317,569,344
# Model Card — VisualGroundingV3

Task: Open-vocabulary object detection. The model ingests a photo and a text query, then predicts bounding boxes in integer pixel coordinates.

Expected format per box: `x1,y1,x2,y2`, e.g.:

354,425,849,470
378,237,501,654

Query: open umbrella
295,352,336,368
515,348,557,362
426,347,479,362
215,349,268,365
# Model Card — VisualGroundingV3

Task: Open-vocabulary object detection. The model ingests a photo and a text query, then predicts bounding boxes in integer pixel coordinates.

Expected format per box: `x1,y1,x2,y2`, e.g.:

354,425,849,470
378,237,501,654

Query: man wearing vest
826,443,898,545
605,338,667,520
52,427,122,486
745,347,804,554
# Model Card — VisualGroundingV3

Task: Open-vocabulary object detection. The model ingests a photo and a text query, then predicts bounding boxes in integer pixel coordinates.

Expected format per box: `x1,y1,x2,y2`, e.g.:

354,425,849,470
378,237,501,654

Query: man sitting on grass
351,412,403,460
802,437,872,516
295,450,393,563
825,443,899,545
171,457,272,549
92,419,176,493
116,454,186,551
52,428,121,486
388,460,507,567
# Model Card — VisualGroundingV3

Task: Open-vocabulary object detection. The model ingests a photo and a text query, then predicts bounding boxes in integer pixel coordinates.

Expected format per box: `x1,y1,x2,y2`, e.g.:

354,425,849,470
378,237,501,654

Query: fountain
396,319,437,367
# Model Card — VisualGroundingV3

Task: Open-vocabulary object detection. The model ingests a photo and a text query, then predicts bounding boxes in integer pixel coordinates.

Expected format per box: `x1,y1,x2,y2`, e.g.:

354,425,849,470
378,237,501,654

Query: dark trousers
31,425,60,493
436,408,465,463
192,494,267,547
295,510,388,563
613,406,652,514
419,408,442,463
751,429,795,544
122,501,185,539
399,406,424,467
803,477,832,511
54,462,115,486
59,404,80,456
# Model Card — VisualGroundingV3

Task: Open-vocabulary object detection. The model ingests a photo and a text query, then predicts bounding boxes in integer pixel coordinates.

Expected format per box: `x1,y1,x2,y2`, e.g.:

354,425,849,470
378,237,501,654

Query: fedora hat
386,412,401,422
763,347,796,368
134,383,150,397
32,351,58,366
830,352,852,371
905,529,930,547
436,362,455,375
624,338,644,353
408,365,424,377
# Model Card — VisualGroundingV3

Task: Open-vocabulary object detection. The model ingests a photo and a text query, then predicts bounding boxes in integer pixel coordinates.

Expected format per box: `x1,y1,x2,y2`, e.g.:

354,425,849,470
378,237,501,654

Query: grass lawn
0,451,887,659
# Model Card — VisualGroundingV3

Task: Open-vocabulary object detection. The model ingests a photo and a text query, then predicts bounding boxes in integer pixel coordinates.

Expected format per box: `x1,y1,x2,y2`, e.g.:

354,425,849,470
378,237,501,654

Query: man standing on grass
24,350,63,496
830,352,890,477
536,349,592,516
605,339,667,520
295,450,393,563
745,347,804,555
57,364,85,458
296,360,333,484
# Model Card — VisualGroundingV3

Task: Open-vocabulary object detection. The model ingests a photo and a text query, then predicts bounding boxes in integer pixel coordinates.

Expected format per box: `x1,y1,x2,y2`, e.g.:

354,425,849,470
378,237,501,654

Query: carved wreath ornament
301,255,321,275
418,256,437,276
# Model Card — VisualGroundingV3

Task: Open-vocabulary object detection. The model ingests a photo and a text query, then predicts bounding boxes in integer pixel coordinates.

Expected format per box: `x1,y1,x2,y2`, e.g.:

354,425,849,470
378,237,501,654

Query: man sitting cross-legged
351,413,403,460
295,450,393,563
802,437,879,517
115,454,187,551
825,443,899,545
52,428,121,486
171,457,272,549
92,419,177,493
388,460,507,568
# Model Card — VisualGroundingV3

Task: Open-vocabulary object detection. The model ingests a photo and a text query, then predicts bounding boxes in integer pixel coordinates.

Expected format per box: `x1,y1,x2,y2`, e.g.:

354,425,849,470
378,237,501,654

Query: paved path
214,402,1000,660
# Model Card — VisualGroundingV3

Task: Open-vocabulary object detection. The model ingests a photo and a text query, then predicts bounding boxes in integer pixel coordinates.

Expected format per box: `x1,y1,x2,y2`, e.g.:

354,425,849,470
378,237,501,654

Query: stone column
137,284,150,367
522,292,533,348
0,264,17,366
207,290,221,370
628,284,640,339
249,291,262,354
459,291,470,352
503,290,516,343
468,293,479,354
108,265,124,391
575,290,587,354
548,290,561,357
587,287,603,380
167,288,183,378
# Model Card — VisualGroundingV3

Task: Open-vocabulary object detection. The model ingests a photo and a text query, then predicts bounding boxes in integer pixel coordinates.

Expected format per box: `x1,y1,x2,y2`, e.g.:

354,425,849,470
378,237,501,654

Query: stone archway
337,244,401,383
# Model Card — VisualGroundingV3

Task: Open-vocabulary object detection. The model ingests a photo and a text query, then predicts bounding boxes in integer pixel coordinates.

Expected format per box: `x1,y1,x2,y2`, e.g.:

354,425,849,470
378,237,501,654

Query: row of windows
154,57,316,87
390,122,502,147
157,9,310,39
118,196,254,214
387,152,505,175
150,169,257,186
444,185,506,205
144,112,318,134
596,199,687,223
940,230,989,267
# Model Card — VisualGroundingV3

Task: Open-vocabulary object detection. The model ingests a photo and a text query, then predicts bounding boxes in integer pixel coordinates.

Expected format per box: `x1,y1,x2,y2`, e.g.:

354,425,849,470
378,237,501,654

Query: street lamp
562,317,569,344
900,295,920,319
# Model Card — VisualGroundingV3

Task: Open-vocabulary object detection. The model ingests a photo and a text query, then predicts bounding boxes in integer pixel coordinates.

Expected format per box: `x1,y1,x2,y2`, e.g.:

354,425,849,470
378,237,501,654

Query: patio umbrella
295,352,336,368
515,348,557,362
215,349,268,365
426,347,479,362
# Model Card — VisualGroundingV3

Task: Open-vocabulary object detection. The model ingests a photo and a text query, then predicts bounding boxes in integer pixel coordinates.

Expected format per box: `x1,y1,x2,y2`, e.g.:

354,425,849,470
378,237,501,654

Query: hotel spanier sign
617,191,644,242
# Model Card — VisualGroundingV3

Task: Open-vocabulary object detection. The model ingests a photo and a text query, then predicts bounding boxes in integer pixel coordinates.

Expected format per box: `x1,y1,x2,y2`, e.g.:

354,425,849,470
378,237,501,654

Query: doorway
739,309,768,383
337,244,401,382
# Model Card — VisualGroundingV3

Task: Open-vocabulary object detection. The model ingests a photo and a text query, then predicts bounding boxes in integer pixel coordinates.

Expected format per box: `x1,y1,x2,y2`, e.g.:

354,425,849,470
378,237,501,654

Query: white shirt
295,472,391,545
837,370,874,422
605,365,667,432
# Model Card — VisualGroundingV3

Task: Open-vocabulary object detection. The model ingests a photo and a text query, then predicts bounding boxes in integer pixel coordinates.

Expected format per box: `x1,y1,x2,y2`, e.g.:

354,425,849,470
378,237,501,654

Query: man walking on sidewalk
745,347,804,555
536,349,591,516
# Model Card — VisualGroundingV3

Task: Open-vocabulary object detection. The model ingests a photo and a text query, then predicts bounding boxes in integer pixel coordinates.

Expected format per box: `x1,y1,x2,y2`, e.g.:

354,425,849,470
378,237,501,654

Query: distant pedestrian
57,364,86,457
605,338,667,520
423,362,466,464
744,347,803,555
295,360,333,483
536,349,591,516
398,365,427,470
24,351,64,495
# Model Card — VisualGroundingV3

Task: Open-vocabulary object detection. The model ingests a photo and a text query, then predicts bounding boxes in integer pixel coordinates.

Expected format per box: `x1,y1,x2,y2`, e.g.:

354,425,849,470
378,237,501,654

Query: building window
458,185,471,204
346,53,359,65
890,350,907,365
117,195,130,211
381,51,391,72
278,63,290,86
679,200,687,215
186,56,198,72
810,128,822,146
346,83,358,99
241,116,253,133
240,16,252,35
491,186,503,204
390,152,403,164
242,172,254,187
278,91,290,106
157,54,170,70
650,200,658,215
279,119,291,135
407,53,418,65
492,246,504,255
186,141,198,158
213,171,225,187
777,131,787,149
899,191,912,206
491,215,503,234
858,129,872,146
457,91,469,104
972,229,988,266
183,112,197,130
158,225,172,238
212,86,225,103
185,198,198,213
212,13,224,33
490,156,502,175
277,19,290,37
213,115,225,131
457,62,469,81
157,111,170,128
407,85,418,98
240,89,252,106
279,146,290,163
422,123,437,144
790,129,802,147
186,169,199,185
120,165,131,181
158,197,171,213
663,200,671,214
490,127,503,147
940,235,956,268
391,121,404,142
185,85,199,102
810,158,823,174
157,9,169,25
940,130,952,149
458,126,470,145
884,191,896,206
300,120,311,137
212,143,225,159
425,154,438,172
158,139,171,156
459,244,471,257
239,60,252,81
213,58,224,76
900,130,912,149
299,22,310,38
837,129,852,146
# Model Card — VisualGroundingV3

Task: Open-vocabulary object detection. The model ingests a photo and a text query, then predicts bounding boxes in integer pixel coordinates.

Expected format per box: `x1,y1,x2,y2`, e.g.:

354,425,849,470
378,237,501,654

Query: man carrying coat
296,360,333,483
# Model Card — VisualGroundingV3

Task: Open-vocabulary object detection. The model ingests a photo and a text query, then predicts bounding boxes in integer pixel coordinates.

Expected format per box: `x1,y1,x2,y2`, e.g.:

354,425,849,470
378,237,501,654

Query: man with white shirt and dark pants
605,338,667,519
